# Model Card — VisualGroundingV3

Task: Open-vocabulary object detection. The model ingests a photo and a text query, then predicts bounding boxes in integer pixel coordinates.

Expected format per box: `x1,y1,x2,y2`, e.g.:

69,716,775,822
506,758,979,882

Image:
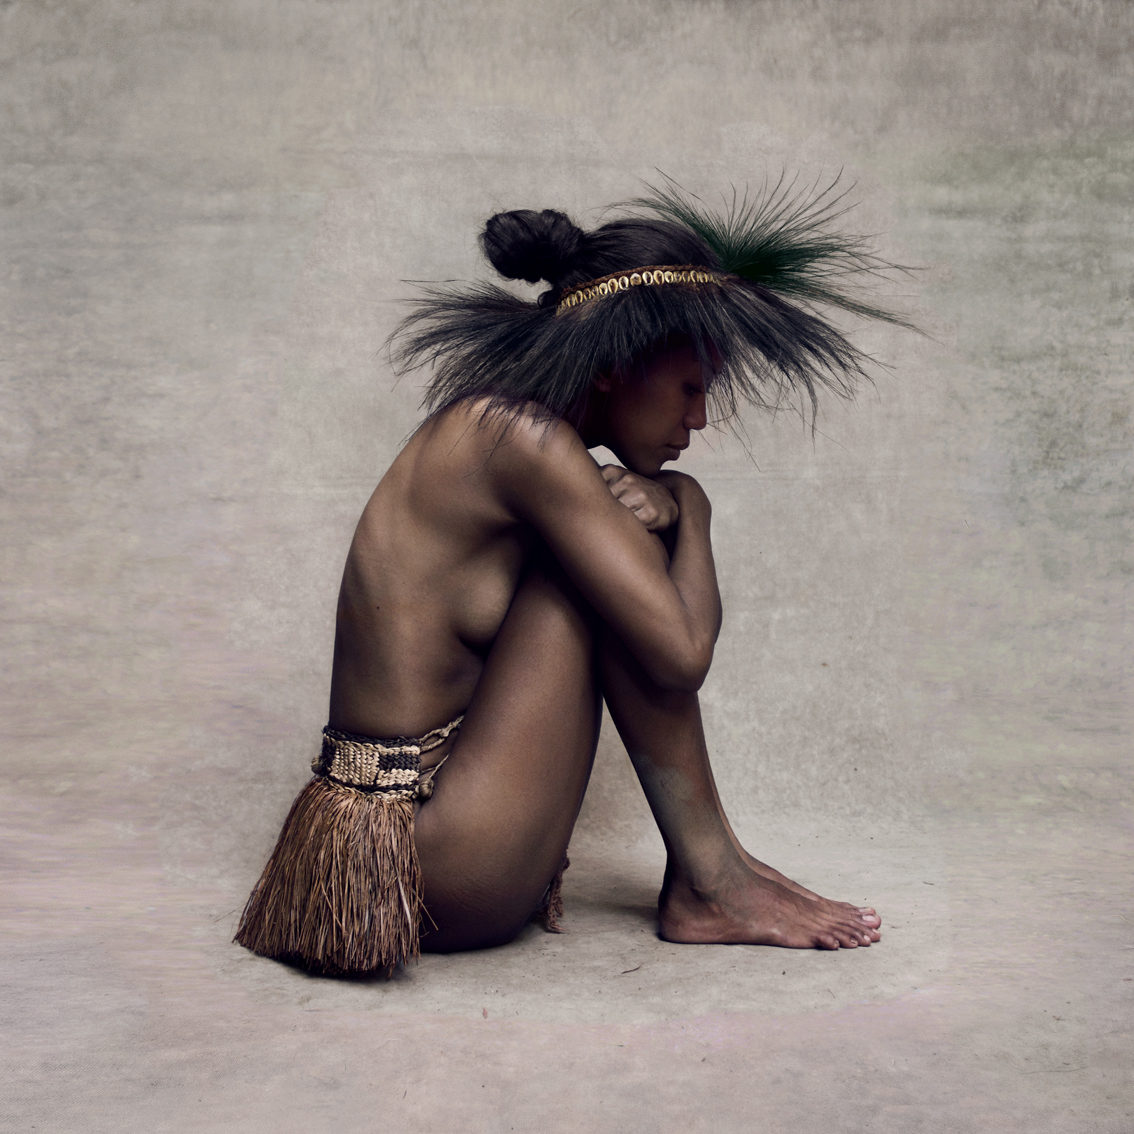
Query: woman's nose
685,394,707,431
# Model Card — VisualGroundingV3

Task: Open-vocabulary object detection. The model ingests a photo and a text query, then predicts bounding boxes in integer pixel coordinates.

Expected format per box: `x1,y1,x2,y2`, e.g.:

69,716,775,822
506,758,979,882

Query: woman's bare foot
659,861,881,949
714,815,881,936
734,851,881,939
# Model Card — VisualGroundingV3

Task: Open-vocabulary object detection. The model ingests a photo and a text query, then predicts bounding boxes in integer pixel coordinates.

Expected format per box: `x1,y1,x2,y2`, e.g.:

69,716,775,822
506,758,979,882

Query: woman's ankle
662,848,750,906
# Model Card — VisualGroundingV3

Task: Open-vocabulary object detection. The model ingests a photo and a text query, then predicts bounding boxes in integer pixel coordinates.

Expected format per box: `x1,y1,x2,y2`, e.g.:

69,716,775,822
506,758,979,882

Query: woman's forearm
656,472,722,688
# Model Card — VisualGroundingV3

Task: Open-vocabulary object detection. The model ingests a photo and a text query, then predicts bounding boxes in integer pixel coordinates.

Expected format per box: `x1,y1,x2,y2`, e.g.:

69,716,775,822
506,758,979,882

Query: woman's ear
592,370,615,394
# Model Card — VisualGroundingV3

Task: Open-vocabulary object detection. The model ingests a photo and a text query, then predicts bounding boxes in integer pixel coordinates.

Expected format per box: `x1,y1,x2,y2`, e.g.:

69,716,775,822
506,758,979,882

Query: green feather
623,173,916,329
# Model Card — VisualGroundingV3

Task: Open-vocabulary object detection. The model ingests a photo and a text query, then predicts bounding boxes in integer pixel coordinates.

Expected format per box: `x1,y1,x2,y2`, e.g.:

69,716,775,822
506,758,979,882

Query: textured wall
2,3,1131,1124
4,0,1128,859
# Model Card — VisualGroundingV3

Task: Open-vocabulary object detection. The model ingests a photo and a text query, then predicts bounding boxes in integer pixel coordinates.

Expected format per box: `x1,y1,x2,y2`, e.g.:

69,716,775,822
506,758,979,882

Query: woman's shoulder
426,397,592,470
416,397,602,517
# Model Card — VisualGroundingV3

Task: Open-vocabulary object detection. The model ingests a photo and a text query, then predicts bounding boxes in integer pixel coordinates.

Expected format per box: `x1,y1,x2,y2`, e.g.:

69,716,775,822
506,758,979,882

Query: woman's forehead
637,341,716,389
686,340,724,386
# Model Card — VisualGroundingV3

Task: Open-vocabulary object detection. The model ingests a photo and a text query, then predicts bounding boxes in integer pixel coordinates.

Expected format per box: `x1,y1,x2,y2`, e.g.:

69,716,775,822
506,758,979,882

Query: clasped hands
600,464,679,532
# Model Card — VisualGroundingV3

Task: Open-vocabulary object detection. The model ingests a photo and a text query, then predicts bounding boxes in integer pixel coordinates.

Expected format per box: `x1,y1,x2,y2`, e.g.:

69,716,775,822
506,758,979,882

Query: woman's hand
600,465,679,532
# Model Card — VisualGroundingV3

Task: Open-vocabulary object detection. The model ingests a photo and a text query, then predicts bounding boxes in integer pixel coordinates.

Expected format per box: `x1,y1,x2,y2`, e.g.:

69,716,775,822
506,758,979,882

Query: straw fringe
535,855,569,934
234,777,422,975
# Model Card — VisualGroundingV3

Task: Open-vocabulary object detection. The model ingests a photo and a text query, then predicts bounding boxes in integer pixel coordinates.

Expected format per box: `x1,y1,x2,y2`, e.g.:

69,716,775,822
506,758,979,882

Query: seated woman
236,182,910,975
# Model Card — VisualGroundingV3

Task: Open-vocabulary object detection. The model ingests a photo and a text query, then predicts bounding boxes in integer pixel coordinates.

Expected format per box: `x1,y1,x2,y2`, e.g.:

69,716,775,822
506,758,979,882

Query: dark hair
482,209,719,303
390,181,914,429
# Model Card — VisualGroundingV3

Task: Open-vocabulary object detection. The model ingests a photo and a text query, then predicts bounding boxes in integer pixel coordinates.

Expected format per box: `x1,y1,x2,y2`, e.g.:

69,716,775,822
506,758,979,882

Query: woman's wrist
657,471,710,519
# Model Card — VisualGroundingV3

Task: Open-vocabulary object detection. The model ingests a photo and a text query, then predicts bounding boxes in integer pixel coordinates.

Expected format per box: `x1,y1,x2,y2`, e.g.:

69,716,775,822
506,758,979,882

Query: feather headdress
390,176,914,427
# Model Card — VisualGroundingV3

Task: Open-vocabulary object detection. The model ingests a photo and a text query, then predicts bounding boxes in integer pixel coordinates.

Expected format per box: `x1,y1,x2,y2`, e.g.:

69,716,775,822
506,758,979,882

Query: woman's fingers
599,465,679,531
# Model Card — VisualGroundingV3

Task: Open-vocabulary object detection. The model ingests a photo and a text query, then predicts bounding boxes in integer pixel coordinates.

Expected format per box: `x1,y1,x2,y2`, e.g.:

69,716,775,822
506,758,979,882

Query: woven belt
313,716,463,799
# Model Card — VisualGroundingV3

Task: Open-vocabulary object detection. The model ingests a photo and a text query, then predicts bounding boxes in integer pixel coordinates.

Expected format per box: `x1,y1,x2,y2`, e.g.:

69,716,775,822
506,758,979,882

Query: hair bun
481,209,585,285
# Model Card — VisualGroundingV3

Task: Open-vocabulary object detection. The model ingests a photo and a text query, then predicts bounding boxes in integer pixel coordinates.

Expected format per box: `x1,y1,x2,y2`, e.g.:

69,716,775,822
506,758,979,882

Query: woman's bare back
329,404,535,739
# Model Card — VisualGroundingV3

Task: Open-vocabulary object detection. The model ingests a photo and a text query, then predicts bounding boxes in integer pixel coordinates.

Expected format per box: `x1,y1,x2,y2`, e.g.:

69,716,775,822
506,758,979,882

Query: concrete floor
2,2,1131,1130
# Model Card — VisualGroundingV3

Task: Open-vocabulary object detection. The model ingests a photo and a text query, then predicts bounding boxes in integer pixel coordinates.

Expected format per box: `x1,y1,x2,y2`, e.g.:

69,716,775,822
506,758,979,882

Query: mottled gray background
2,2,1130,1131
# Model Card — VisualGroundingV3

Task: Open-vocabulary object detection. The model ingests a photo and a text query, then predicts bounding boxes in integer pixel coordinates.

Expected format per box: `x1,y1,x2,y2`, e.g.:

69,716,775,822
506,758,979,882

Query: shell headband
557,264,728,313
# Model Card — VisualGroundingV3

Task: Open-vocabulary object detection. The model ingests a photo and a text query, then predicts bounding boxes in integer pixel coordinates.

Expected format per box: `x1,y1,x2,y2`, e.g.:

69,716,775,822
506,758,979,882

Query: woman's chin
619,450,670,477
618,456,659,477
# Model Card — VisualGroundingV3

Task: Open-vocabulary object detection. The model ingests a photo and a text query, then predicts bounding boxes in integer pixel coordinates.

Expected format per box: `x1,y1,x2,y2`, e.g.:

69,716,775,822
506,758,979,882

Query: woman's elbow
647,643,714,693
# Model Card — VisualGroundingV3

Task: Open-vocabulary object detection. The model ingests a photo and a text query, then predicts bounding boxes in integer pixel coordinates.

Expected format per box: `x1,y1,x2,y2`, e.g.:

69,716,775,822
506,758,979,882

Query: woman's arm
487,416,721,691
599,465,680,532
655,467,723,670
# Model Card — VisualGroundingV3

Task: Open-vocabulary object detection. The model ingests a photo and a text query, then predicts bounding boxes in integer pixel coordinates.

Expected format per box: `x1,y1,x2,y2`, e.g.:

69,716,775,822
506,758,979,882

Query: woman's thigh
414,564,602,951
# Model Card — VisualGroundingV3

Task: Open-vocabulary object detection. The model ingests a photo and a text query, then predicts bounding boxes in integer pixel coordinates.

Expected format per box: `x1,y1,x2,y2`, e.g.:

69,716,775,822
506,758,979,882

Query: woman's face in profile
595,341,712,476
